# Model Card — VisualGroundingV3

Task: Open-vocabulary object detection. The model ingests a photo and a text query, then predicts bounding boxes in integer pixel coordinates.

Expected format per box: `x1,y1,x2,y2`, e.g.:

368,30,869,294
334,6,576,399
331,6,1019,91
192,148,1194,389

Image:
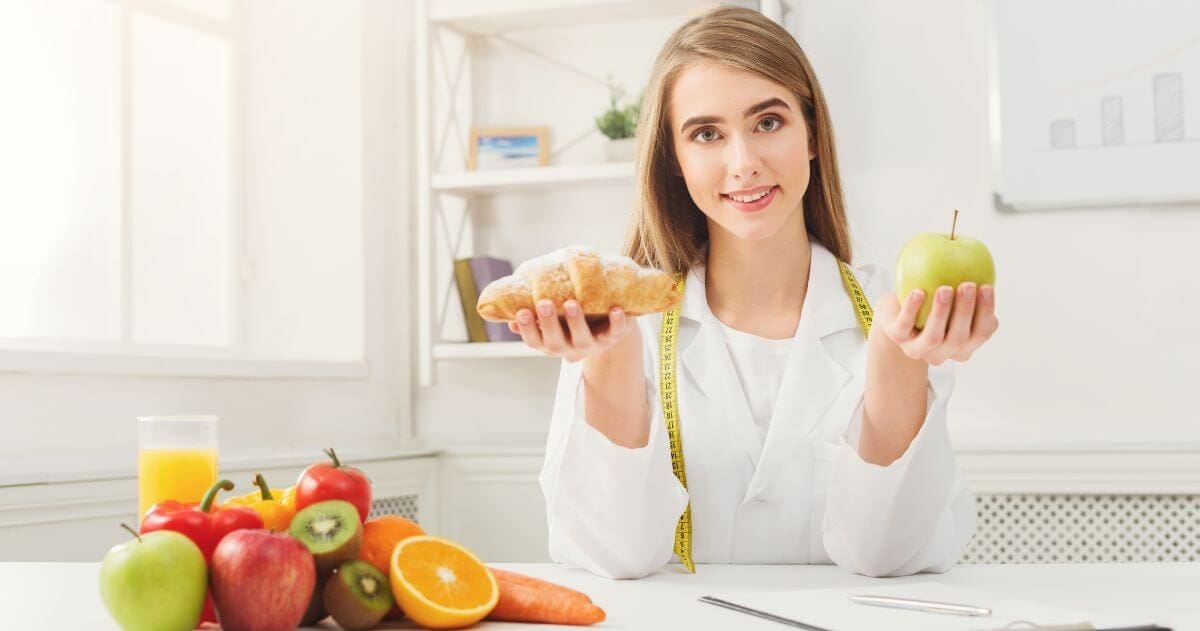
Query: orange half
389,535,498,629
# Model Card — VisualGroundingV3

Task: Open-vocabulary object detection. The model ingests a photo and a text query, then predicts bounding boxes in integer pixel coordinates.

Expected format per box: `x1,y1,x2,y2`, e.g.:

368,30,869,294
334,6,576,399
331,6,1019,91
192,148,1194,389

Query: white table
12,562,1196,629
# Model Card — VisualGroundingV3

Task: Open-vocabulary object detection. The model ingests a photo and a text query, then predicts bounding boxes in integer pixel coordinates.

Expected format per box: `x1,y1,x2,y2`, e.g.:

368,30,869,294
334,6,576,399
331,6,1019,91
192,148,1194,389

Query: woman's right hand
508,299,637,363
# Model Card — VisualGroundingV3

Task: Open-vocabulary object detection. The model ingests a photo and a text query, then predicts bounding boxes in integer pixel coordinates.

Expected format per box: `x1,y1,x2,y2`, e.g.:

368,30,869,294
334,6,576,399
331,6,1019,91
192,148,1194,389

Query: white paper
708,582,1140,631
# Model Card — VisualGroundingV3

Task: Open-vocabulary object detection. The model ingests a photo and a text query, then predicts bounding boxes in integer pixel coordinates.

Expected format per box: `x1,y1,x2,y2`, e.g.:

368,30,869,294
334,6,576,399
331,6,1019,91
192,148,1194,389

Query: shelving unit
433,342,542,360
430,0,729,35
432,162,633,195
414,0,780,386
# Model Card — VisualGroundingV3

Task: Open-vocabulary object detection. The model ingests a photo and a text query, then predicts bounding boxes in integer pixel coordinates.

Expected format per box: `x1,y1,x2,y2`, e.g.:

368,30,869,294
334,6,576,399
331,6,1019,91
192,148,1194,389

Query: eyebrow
679,97,791,133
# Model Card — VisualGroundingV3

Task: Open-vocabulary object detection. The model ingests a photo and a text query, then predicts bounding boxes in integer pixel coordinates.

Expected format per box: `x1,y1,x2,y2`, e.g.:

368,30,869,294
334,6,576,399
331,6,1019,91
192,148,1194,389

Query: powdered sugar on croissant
476,245,681,322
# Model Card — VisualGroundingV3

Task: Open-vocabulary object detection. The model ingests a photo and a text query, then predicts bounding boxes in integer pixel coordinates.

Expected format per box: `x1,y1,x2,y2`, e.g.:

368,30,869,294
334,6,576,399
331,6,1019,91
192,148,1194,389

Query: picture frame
468,126,550,170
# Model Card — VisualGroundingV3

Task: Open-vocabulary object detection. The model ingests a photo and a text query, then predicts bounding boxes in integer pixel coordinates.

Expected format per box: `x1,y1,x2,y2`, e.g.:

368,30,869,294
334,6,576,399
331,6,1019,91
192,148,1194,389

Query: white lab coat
539,239,976,579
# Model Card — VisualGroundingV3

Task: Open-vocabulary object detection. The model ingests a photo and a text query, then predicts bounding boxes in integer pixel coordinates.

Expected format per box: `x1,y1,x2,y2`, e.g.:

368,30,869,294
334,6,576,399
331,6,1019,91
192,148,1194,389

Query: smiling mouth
722,186,776,203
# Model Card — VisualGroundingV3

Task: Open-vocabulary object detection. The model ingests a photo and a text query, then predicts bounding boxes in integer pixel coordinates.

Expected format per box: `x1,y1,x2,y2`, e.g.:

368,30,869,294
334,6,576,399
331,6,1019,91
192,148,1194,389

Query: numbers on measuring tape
837,261,873,337
659,270,695,573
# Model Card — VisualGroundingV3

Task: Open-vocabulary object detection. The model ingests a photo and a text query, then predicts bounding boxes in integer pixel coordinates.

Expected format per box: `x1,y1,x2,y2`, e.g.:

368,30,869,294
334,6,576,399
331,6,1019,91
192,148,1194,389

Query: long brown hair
621,5,852,273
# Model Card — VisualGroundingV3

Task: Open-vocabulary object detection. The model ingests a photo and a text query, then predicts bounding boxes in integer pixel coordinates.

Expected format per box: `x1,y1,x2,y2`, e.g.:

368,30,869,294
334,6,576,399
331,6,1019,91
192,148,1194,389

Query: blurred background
2,0,1198,565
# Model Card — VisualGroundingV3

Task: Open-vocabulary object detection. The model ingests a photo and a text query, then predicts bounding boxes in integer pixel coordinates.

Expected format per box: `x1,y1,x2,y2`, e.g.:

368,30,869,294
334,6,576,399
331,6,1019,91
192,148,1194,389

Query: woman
509,6,997,579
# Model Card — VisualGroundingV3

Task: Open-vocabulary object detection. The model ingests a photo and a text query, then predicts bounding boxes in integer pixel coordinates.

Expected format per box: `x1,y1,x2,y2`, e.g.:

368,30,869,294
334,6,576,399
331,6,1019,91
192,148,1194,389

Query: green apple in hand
99,525,207,631
896,210,995,330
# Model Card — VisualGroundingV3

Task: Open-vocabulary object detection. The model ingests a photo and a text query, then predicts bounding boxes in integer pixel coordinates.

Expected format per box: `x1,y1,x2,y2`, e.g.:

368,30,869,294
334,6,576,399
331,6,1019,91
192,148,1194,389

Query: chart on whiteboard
989,0,1200,210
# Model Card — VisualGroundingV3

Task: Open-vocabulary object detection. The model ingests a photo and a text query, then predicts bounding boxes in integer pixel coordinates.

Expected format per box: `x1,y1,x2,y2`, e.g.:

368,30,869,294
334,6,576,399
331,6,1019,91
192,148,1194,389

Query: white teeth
730,188,770,203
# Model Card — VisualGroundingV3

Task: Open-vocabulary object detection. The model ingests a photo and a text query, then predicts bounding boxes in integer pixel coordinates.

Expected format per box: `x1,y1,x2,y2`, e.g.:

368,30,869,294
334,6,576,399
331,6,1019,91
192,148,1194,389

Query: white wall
0,454,438,562
793,0,1200,445
418,1,1200,452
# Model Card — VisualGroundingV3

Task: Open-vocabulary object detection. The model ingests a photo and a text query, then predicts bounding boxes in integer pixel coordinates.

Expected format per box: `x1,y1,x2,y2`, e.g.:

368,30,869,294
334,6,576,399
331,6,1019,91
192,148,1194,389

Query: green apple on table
896,210,995,330
99,525,207,631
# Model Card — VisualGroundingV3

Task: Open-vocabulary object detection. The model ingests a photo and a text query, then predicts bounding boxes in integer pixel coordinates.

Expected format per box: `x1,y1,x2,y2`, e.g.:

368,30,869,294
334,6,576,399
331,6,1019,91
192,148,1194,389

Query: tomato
294,448,372,522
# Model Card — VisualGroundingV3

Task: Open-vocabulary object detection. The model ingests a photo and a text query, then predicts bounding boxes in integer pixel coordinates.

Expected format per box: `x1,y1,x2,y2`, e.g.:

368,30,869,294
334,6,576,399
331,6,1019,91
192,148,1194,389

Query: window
0,0,411,481
0,0,366,374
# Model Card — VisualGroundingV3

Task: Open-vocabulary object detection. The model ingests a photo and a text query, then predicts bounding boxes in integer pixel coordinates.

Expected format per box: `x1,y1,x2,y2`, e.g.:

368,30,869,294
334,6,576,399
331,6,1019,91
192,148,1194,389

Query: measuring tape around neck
658,259,873,573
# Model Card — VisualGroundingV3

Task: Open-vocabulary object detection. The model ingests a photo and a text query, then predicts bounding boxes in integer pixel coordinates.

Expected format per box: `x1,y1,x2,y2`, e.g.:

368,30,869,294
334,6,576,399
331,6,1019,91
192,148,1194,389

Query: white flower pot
605,137,636,162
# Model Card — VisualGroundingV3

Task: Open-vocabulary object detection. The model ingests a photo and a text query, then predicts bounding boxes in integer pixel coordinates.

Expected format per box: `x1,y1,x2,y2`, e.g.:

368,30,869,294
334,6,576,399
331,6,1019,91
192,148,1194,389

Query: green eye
696,128,718,142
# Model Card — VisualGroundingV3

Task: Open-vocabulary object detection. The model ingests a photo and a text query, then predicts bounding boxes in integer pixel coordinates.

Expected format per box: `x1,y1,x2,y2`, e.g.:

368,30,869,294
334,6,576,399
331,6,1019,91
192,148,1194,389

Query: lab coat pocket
808,442,841,564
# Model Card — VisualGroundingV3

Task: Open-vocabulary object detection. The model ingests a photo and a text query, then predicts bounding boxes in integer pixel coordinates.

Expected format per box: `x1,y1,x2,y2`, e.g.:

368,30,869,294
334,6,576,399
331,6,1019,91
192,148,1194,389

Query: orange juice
137,448,218,521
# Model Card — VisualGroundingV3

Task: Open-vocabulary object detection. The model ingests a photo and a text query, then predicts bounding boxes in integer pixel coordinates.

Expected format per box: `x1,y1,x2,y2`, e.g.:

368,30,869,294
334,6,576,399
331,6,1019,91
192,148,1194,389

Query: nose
727,133,761,182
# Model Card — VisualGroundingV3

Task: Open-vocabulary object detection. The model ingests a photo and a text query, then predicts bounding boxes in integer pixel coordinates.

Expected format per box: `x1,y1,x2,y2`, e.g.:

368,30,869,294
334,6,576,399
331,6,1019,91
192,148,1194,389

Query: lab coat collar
677,237,857,480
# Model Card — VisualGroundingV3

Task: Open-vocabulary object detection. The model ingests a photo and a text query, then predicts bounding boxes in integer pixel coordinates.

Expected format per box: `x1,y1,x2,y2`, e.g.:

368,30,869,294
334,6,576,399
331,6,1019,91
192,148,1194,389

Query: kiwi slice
324,560,395,631
289,500,363,573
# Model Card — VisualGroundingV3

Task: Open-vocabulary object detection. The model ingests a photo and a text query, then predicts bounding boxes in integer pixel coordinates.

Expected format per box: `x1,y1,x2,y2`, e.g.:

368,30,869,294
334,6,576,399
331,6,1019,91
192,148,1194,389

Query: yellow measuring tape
837,259,874,337
658,259,873,573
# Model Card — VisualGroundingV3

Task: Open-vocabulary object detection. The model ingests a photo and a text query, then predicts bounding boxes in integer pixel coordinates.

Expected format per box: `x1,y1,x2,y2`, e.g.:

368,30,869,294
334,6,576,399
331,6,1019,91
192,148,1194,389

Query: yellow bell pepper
279,484,297,514
225,474,295,531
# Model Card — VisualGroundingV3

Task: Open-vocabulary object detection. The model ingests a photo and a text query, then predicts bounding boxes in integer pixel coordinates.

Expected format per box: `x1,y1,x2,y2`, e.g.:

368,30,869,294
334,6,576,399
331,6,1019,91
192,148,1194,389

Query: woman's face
669,61,815,242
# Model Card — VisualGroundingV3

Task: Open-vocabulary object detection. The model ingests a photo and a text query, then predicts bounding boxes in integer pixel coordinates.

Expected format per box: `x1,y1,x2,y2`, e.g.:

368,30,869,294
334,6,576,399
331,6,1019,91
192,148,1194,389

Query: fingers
895,282,1001,365
562,300,597,355
514,300,634,362
514,307,543,349
887,289,925,342
593,308,627,347
941,283,977,361
536,299,567,355
905,285,953,361
945,282,976,345
972,284,999,340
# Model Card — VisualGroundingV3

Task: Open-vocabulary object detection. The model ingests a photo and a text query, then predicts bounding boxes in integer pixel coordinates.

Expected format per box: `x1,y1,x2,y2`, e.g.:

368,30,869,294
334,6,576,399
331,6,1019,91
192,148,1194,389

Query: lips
722,185,779,213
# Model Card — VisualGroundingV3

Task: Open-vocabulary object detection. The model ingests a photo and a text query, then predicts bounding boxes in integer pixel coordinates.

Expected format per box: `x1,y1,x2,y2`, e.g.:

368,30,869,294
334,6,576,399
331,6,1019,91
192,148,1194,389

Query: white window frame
0,0,375,380
0,0,416,487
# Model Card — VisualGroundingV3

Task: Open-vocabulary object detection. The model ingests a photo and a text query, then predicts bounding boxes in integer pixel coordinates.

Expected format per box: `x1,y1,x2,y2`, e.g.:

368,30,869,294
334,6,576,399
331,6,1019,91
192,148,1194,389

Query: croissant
476,246,681,322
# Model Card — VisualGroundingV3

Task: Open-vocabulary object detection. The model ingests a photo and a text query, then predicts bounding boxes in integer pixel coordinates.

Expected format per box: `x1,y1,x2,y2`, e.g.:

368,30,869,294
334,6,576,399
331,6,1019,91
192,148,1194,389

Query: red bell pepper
140,479,264,561
139,479,263,625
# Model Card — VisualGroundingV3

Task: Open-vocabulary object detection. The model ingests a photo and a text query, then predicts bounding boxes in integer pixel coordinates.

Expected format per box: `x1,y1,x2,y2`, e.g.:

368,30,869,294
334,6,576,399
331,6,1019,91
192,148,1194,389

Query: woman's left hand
873,282,998,366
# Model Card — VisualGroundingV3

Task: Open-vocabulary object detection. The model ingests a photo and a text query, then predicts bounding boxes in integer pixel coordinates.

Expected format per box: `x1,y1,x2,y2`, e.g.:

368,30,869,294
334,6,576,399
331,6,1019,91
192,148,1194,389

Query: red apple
211,529,315,631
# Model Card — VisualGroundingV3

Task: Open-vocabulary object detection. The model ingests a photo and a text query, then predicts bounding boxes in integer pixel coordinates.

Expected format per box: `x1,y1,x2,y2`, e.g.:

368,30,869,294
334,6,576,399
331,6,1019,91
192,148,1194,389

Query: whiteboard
988,0,1200,210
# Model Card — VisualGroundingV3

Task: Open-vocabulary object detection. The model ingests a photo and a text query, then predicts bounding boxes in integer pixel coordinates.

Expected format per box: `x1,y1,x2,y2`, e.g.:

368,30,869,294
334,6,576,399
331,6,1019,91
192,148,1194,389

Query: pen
698,596,832,630
848,594,992,617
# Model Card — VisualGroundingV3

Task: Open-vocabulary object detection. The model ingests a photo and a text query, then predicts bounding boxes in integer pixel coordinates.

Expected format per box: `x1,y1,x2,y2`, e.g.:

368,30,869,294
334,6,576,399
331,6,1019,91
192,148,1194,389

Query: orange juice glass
137,415,218,522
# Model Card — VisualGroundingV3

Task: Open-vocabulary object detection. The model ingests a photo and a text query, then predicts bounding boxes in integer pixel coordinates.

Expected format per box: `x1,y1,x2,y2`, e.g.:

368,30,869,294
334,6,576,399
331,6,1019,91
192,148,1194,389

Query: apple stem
253,473,274,501
325,447,342,469
951,209,959,240
200,479,235,513
121,523,142,543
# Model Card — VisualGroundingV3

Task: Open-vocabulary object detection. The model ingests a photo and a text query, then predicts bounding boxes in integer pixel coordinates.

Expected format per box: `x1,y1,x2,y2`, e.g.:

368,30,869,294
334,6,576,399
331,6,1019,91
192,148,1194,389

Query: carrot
486,568,606,625
490,567,594,603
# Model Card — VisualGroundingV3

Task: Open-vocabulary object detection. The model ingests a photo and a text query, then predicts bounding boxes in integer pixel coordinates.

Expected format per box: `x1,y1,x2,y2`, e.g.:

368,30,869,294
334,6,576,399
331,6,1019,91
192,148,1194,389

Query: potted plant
595,83,641,162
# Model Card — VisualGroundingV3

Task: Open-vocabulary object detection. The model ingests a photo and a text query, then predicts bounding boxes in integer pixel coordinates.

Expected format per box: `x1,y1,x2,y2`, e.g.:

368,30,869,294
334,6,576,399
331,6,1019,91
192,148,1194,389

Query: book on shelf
453,256,522,343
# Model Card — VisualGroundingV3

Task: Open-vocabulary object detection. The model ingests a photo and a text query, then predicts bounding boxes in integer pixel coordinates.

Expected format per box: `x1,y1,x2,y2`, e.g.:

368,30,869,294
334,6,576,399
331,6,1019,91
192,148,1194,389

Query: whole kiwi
324,560,395,631
289,500,364,574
